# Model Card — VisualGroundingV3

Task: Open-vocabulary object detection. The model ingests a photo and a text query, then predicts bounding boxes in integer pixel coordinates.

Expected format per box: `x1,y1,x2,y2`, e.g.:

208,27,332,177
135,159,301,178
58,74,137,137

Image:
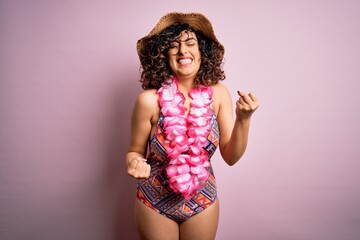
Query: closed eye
169,42,180,49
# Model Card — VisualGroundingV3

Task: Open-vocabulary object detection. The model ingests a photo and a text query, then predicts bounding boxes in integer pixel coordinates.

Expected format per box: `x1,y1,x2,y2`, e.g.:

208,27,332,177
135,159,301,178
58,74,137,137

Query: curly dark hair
138,23,225,90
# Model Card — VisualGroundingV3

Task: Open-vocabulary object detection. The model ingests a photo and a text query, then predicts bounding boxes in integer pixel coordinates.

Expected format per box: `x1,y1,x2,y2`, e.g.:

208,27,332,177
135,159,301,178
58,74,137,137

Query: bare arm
215,84,259,166
126,90,157,178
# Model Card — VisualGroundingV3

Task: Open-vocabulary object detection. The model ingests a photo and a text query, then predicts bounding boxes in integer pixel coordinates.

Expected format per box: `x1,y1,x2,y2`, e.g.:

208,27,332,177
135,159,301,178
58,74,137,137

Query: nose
178,42,188,55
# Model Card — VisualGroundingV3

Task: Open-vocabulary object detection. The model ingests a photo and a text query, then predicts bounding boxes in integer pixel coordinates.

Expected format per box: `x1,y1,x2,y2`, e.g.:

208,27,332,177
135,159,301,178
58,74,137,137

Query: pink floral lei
157,77,214,200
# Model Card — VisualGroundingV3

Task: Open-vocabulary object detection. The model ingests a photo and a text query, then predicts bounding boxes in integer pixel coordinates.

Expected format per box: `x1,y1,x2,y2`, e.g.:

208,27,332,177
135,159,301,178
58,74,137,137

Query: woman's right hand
127,157,151,179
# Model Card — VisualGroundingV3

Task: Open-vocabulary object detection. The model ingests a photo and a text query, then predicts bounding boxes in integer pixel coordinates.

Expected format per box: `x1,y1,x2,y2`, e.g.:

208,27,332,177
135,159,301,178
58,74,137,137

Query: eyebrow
176,37,197,43
171,35,198,45
183,37,197,42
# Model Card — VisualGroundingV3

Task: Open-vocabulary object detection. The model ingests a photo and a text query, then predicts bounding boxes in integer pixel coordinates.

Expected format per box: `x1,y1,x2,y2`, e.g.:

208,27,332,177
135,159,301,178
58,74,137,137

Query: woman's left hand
236,91,259,121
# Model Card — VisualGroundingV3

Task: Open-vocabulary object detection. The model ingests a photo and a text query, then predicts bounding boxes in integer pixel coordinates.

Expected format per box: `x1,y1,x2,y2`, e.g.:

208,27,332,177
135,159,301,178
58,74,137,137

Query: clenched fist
236,91,259,120
127,157,151,179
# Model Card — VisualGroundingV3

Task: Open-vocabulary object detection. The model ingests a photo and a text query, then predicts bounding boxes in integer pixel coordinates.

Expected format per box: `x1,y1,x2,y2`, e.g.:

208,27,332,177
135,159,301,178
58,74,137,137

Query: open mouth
177,58,193,65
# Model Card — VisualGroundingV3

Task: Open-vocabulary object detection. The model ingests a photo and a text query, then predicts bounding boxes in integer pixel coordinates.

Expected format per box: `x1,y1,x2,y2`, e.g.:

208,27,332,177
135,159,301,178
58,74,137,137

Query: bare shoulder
133,89,160,124
135,89,158,108
209,83,230,116
211,82,232,103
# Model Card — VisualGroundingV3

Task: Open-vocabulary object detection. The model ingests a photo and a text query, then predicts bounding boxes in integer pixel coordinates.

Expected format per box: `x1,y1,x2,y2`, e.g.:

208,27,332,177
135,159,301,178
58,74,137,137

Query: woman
127,12,259,240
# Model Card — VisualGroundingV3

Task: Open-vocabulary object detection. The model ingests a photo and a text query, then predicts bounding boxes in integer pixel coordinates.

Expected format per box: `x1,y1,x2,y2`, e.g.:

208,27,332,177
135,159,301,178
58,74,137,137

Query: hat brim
136,12,224,57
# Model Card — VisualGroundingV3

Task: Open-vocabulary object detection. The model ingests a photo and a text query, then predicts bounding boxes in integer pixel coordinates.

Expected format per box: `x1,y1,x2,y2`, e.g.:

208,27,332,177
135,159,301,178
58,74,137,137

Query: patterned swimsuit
137,109,220,223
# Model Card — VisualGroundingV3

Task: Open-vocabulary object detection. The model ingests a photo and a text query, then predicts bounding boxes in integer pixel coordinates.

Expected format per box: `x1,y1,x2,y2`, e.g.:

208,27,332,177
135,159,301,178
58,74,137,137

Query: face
168,30,201,79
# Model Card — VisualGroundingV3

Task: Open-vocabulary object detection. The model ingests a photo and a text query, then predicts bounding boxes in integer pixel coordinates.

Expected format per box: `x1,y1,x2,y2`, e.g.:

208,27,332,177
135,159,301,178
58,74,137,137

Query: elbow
223,155,242,167
226,161,236,167
220,145,246,166
225,158,239,166
222,152,245,166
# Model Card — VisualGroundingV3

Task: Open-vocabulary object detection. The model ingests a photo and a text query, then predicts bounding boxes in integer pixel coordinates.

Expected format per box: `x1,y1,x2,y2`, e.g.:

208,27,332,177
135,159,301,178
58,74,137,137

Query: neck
175,76,196,92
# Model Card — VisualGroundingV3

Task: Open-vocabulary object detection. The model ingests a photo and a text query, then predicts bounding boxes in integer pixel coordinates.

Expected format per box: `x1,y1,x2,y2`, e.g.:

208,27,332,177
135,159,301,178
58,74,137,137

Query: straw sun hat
136,12,224,57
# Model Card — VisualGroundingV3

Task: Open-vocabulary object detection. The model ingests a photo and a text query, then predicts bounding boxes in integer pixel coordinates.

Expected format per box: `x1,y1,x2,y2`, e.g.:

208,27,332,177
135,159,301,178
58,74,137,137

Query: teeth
178,58,192,64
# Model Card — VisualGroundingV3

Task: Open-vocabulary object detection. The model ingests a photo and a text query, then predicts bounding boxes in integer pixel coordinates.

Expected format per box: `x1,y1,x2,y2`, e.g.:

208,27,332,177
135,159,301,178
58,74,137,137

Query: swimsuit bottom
137,161,217,223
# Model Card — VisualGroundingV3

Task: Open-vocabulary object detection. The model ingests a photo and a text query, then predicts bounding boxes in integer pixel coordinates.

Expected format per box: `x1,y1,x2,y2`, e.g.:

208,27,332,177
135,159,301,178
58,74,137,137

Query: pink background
1,0,359,239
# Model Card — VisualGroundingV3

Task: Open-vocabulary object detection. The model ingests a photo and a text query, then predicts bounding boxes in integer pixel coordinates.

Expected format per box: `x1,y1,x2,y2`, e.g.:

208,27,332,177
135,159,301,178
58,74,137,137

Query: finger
141,162,149,173
238,92,251,105
237,91,245,102
128,158,141,177
237,90,247,97
135,156,147,162
129,157,146,170
134,160,144,173
241,93,255,105
249,92,258,102
237,91,253,106
239,101,250,111
237,102,252,114
237,97,248,109
137,163,150,178
129,158,140,170
144,164,151,178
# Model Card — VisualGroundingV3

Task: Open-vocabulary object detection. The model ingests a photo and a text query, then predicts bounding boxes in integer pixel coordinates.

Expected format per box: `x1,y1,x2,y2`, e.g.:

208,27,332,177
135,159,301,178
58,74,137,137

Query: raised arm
215,84,259,166
126,90,157,178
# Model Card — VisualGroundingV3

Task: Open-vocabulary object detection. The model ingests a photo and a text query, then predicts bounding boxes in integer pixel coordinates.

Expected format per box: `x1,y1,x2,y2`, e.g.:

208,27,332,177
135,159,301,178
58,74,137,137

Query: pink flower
170,135,189,147
166,144,189,158
166,165,177,177
189,107,208,117
170,172,191,184
188,156,201,165
165,125,187,140
190,165,205,174
197,169,210,180
163,116,186,128
187,116,208,127
157,79,177,100
159,77,214,199
169,154,190,165
189,145,202,155
177,164,190,174
202,160,210,168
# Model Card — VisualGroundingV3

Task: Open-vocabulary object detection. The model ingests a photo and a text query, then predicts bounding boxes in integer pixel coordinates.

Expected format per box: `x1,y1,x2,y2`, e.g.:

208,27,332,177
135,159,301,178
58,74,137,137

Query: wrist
235,116,251,125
